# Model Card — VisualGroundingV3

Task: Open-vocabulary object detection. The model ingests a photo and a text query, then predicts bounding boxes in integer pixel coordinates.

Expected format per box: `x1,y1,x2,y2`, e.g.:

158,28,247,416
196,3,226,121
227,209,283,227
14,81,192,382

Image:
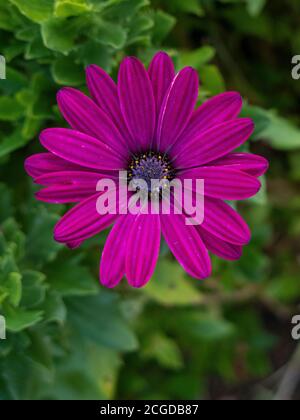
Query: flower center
128,152,175,194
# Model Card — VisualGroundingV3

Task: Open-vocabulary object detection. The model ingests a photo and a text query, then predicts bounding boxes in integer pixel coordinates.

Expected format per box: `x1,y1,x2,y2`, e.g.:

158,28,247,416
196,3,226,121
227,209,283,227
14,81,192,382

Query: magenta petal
148,52,175,121
178,167,261,200
35,170,115,186
40,128,126,171
172,118,255,169
208,153,269,177
118,57,156,151
177,92,243,146
100,215,135,288
86,65,120,119
202,197,251,246
24,153,83,179
86,65,135,151
157,67,199,152
160,212,211,279
57,87,128,157
198,227,243,261
67,240,83,249
54,193,118,243
36,184,96,203
125,213,161,288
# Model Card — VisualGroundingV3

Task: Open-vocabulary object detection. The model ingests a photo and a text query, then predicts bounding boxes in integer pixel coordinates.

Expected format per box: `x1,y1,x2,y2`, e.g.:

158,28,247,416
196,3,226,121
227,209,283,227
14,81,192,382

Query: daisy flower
25,52,268,288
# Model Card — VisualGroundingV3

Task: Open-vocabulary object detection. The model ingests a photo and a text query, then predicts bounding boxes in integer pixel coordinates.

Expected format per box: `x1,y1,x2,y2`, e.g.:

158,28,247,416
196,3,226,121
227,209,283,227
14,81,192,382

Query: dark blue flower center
128,152,174,193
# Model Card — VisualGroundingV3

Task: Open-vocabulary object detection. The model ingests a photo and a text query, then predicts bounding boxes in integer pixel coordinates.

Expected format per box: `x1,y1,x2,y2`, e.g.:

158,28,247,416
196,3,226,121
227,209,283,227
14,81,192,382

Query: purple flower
25,52,268,288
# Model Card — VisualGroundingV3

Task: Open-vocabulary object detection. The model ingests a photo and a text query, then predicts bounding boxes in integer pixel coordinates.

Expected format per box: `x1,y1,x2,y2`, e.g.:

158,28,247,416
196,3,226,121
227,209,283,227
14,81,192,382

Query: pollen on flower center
128,151,175,193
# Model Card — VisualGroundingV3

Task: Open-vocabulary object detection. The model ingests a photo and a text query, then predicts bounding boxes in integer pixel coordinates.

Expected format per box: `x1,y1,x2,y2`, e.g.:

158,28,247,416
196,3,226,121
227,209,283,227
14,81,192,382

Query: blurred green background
0,0,300,401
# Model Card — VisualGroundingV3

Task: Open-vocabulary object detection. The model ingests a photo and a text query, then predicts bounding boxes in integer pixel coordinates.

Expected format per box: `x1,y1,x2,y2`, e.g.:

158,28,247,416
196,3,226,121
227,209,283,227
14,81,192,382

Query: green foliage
0,0,299,400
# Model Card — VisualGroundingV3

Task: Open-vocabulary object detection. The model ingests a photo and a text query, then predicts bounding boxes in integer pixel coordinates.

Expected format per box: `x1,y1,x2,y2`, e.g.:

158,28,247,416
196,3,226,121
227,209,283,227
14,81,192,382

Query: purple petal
35,170,116,186
36,184,96,203
160,211,212,279
118,57,156,152
208,153,269,177
178,167,261,200
198,227,243,261
125,213,161,288
156,67,199,152
172,118,255,169
24,153,83,179
148,52,175,120
86,65,135,151
67,240,83,249
40,128,126,171
54,192,118,243
176,92,243,147
57,87,128,157
100,215,135,288
201,197,251,246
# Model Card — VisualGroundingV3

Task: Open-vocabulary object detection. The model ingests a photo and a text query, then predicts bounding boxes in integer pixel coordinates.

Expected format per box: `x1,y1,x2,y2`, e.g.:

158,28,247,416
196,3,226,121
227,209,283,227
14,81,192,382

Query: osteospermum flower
25,52,268,288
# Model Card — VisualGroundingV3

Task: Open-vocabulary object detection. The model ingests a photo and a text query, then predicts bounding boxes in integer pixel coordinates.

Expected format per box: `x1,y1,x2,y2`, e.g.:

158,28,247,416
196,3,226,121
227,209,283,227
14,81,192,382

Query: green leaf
237,245,269,282
249,176,268,206
241,104,270,137
41,341,112,400
0,219,25,261
177,311,236,342
21,270,47,308
143,333,183,370
0,97,25,121
0,4,16,31
54,0,92,18
245,104,300,150
28,329,54,370
127,14,154,45
254,108,300,150
0,352,50,400
46,255,99,297
52,56,85,86
201,65,226,95
5,272,22,307
143,260,203,306
77,40,113,70
42,291,66,324
25,35,50,60
180,46,215,70
266,275,300,303
5,305,43,332
0,250,18,279
25,207,62,268
152,10,176,45
9,0,54,23
21,116,43,141
67,293,138,351
246,0,266,16
88,345,121,399
0,184,13,223
41,17,85,53
163,0,204,16
0,130,28,158
101,0,150,20
91,19,127,49
3,43,24,62
0,67,27,95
